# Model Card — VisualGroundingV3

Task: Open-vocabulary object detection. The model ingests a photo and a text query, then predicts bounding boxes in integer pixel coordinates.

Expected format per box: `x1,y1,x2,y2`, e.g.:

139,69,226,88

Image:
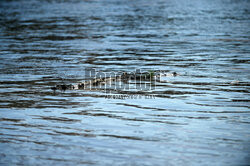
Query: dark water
0,0,250,165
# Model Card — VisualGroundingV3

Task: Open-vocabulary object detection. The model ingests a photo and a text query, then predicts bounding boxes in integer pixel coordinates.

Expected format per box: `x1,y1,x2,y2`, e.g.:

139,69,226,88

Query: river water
0,0,249,165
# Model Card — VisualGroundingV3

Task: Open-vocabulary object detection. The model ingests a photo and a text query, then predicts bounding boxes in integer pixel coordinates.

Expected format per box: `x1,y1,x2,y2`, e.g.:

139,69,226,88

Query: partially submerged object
51,71,179,91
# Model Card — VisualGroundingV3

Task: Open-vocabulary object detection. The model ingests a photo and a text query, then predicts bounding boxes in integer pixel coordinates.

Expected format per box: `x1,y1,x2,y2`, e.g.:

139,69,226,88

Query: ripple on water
0,0,250,165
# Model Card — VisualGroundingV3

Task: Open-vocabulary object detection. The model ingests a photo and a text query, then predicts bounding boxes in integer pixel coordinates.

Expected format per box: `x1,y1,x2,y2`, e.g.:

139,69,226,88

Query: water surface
0,0,250,165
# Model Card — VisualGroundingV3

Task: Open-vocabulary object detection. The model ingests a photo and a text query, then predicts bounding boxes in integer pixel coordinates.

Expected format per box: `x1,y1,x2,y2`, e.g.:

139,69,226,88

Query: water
0,0,250,165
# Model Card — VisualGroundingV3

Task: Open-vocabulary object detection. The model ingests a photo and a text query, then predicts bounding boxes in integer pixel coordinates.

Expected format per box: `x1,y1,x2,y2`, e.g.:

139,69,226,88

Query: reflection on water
0,0,250,165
